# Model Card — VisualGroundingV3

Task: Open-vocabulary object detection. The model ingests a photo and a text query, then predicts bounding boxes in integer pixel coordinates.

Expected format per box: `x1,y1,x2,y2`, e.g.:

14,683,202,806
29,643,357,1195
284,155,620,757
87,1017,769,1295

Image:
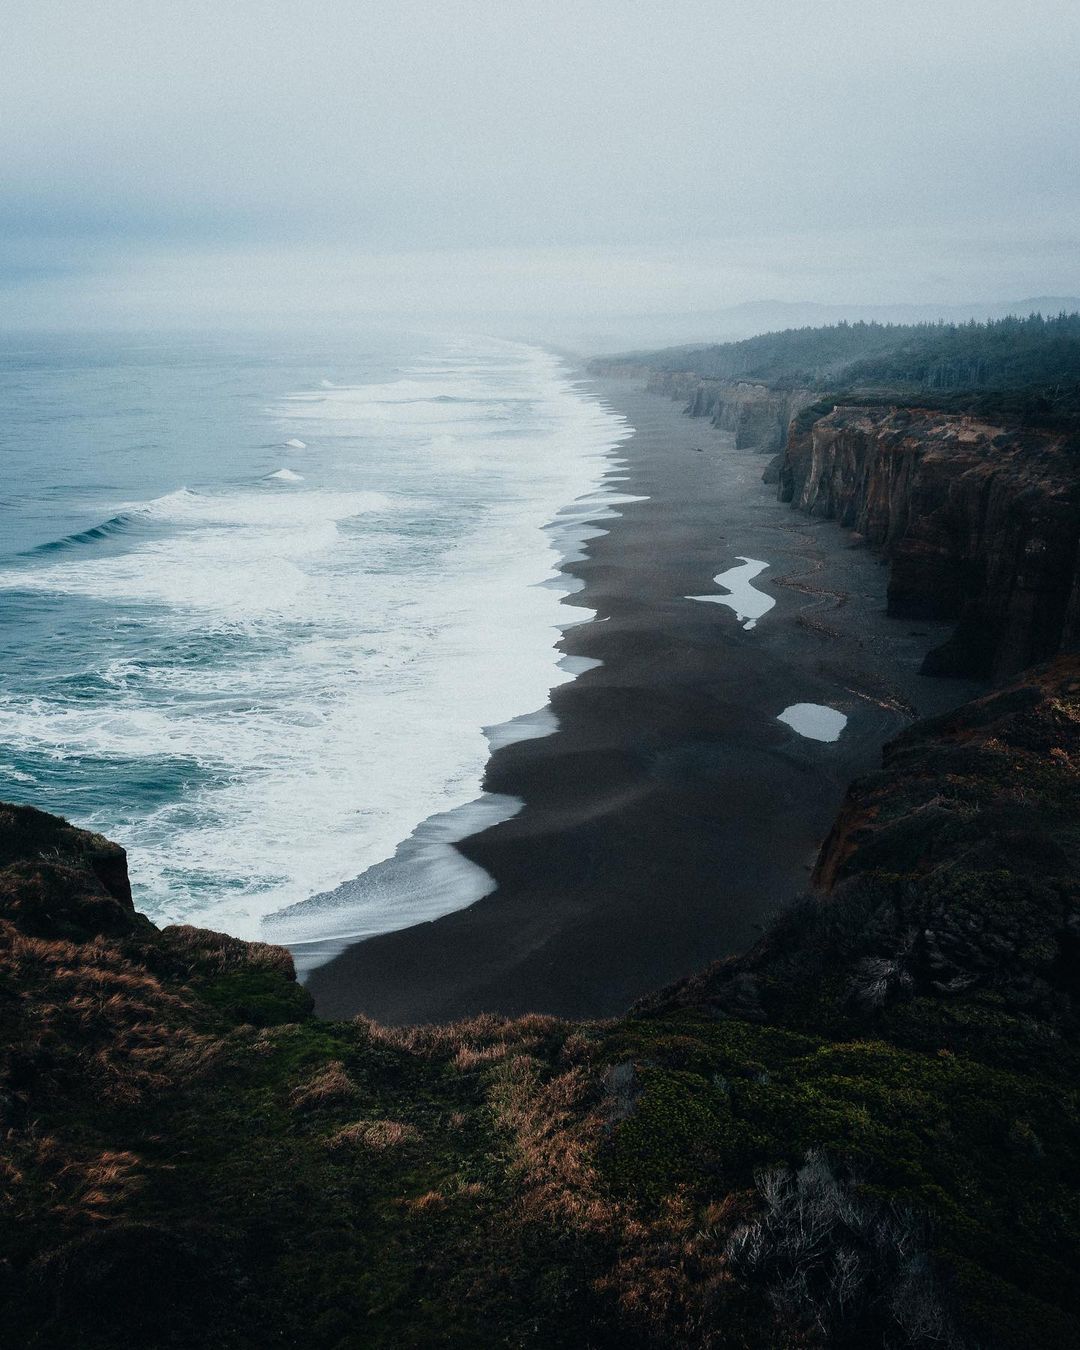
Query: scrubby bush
727,1151,962,1348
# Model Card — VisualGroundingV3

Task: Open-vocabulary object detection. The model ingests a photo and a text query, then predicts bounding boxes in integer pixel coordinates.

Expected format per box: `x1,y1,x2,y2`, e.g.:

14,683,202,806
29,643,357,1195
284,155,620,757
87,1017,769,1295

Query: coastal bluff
647,371,814,454
588,359,814,455
592,313,1080,682
4,659,1080,1347
778,405,1080,680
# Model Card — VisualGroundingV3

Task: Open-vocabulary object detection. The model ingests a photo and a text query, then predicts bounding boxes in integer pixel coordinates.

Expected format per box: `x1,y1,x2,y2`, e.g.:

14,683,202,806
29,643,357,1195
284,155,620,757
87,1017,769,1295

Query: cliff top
4,662,1080,1347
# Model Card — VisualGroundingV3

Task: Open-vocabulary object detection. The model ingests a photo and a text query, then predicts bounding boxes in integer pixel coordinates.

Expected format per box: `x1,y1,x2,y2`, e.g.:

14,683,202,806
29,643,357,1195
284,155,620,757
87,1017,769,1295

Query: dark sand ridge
306,379,982,1024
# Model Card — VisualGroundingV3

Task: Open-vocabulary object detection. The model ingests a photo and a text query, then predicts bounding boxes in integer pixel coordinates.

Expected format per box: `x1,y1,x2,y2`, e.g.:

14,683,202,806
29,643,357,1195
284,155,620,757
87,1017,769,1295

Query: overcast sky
4,0,1079,332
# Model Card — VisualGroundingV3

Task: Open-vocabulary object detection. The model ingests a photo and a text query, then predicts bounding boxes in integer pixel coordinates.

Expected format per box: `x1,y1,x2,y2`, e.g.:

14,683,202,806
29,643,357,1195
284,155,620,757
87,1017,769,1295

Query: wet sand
306,379,981,1024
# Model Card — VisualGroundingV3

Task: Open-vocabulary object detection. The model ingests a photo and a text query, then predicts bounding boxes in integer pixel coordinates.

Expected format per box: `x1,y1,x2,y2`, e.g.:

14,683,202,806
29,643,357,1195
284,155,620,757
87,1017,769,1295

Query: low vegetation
3,659,1080,1346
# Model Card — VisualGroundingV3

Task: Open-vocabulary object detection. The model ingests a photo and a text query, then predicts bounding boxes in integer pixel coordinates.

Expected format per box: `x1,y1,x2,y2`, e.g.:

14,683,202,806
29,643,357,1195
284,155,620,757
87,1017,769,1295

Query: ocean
0,328,629,957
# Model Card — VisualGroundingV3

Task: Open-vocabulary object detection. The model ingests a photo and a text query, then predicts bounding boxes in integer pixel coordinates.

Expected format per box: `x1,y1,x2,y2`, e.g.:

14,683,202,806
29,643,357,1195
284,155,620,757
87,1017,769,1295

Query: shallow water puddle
777,703,848,742
687,556,775,629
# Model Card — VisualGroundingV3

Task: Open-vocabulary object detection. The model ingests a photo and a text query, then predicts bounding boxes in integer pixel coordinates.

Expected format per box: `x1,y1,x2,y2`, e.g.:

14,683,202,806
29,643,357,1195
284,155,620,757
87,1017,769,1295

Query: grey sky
4,0,1079,331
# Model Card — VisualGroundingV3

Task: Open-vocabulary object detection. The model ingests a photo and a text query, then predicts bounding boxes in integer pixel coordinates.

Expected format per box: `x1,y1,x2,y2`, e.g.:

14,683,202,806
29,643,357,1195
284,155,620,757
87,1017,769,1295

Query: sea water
687,556,775,629
777,703,848,742
0,328,630,946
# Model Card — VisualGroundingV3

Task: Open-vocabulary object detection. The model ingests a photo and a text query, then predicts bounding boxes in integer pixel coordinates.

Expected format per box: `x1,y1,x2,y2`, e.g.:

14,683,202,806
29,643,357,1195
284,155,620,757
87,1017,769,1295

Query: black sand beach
306,378,982,1023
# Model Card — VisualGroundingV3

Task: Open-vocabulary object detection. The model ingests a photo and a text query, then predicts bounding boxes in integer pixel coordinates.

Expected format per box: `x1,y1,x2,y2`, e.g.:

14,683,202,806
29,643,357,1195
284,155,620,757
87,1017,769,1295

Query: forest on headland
607,311,1080,427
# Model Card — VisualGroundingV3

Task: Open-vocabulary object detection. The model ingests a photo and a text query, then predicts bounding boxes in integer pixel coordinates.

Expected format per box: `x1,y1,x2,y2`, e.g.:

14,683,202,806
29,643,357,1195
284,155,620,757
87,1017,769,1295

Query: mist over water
0,330,629,939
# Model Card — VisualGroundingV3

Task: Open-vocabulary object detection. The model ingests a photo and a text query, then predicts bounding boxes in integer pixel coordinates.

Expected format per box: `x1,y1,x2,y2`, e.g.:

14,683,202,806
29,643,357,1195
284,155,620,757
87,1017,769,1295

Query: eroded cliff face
648,371,814,452
591,360,813,454
779,405,1080,678
643,655,1080,1032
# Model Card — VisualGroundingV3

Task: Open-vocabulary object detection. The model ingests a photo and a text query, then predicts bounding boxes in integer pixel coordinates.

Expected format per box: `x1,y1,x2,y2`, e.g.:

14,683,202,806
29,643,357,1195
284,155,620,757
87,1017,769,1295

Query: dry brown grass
595,1191,749,1345
326,1118,420,1152
490,1052,616,1233
452,1043,509,1071
355,1010,619,1231
556,1031,595,1065
405,1189,447,1214
459,1029,750,1344
1,919,225,1108
3,1133,149,1228
0,881,284,1261
52,1148,147,1223
289,1061,360,1112
356,1010,561,1060
161,924,296,978
451,1180,486,1200
0,894,744,1350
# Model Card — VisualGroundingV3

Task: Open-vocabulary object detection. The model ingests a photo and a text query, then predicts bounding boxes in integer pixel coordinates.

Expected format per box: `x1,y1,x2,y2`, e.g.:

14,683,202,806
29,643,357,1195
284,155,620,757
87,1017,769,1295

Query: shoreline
305,378,983,1024
266,359,633,971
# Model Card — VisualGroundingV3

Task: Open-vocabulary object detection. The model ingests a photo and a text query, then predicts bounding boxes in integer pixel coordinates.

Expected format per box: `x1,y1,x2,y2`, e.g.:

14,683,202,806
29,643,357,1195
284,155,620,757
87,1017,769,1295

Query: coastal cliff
591,314,1080,680
650,655,1080,1025
594,359,813,453
5,662,1080,1347
660,374,814,453
778,405,1080,679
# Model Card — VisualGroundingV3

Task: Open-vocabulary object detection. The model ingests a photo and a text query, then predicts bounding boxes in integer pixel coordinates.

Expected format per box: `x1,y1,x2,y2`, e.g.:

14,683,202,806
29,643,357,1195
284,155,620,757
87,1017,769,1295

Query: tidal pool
687,556,775,630
777,703,848,742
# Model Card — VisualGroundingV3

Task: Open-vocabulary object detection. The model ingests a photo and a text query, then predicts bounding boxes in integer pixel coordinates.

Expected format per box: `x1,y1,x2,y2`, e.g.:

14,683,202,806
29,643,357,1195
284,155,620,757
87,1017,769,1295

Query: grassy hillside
3,659,1080,1347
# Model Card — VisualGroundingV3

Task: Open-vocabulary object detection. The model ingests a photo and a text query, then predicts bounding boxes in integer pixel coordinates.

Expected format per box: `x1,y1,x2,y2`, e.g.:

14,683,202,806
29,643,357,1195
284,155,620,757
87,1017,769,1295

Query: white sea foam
687,556,775,629
558,655,602,676
284,438,307,449
482,706,560,753
275,791,525,972
0,339,633,947
2,488,399,620
268,468,304,482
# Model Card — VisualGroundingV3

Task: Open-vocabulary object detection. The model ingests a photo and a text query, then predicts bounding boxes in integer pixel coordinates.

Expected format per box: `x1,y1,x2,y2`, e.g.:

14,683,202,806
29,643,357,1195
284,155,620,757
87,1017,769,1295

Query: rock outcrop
627,664,1080,1350
646,371,814,452
648,656,1080,1039
679,378,813,453
591,359,814,453
778,405,1080,678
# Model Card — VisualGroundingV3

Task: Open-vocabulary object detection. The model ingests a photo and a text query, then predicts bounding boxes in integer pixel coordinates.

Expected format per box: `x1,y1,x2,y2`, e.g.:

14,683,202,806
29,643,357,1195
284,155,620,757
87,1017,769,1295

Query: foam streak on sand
0,338,632,950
